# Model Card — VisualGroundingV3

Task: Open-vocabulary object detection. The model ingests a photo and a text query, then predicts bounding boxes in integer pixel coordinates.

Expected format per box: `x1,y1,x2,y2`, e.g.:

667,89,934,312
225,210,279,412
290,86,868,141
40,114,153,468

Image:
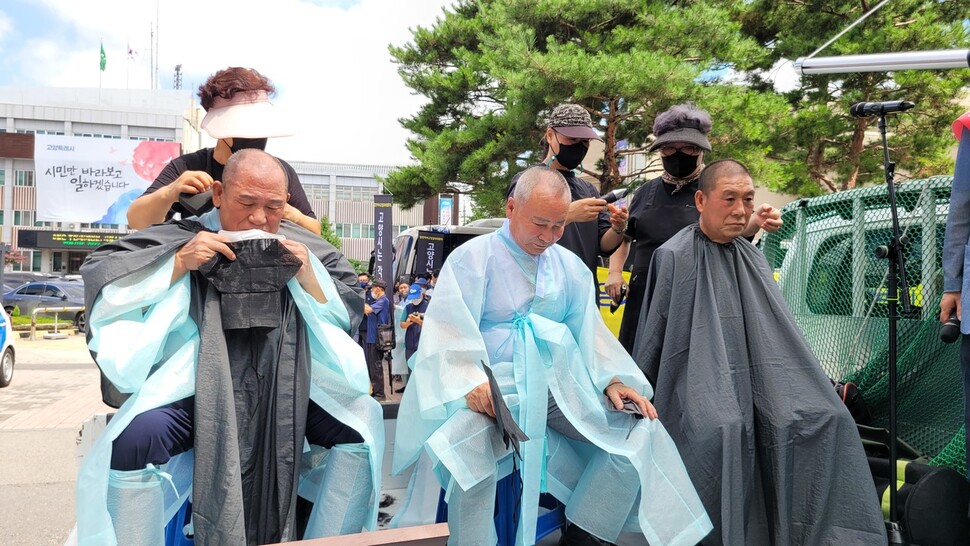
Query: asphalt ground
0,333,101,546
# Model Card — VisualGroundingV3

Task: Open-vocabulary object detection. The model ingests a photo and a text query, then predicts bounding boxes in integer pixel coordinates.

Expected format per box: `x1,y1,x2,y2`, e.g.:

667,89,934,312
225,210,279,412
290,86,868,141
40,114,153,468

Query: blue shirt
365,295,390,344
402,298,430,351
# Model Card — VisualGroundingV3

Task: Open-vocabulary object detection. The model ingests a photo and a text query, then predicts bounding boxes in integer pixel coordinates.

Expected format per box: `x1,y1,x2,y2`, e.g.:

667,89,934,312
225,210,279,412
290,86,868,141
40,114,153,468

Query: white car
0,308,14,387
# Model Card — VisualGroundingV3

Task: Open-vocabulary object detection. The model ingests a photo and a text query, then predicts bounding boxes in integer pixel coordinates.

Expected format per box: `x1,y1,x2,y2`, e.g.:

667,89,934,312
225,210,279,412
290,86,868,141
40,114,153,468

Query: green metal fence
761,176,965,473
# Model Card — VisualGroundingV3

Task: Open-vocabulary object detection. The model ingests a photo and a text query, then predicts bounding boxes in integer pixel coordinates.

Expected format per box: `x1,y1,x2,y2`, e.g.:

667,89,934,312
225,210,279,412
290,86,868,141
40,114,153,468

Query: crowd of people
73,65,916,546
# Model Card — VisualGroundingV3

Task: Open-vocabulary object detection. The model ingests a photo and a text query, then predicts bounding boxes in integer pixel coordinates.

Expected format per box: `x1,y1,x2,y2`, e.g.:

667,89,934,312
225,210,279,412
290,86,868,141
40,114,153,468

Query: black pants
365,342,386,397
110,397,363,471
617,266,649,356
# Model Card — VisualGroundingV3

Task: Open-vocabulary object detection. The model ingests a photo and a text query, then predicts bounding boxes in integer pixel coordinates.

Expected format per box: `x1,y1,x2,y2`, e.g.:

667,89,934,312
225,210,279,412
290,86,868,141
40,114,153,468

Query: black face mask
550,137,588,171
662,151,700,179
228,137,268,153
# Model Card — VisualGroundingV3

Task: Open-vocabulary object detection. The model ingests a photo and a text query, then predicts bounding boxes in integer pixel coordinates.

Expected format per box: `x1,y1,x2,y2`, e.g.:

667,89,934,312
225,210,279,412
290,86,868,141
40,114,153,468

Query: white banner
34,134,180,224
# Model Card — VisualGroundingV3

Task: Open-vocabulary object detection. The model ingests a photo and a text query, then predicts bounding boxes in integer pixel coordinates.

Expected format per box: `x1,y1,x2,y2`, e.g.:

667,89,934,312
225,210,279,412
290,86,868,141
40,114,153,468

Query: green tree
319,215,342,251
386,0,791,216
738,0,970,194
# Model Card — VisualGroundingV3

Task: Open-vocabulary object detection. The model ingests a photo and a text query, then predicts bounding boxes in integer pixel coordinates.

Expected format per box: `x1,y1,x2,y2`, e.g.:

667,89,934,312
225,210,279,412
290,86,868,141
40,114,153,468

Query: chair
163,499,193,546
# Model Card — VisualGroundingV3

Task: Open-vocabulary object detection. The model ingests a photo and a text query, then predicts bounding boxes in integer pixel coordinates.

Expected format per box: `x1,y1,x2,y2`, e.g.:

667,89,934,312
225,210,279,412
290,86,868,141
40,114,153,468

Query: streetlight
795,49,970,75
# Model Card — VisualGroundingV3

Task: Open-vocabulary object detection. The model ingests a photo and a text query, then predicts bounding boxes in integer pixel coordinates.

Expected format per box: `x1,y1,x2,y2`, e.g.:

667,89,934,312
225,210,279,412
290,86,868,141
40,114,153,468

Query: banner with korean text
33,134,180,224
373,194,394,287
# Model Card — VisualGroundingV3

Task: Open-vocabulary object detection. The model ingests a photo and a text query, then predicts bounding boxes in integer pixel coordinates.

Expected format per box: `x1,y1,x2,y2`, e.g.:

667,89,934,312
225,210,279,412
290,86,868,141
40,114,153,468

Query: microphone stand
873,111,910,546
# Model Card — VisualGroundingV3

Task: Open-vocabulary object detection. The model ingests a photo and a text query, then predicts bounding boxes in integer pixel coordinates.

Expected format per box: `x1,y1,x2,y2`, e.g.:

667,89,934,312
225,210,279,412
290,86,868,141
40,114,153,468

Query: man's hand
409,313,424,326
607,203,629,232
280,239,312,283
162,170,214,204
567,198,608,225
605,380,658,420
465,382,496,417
364,303,373,315
280,239,327,303
604,270,626,303
172,232,234,281
941,291,962,323
743,203,783,237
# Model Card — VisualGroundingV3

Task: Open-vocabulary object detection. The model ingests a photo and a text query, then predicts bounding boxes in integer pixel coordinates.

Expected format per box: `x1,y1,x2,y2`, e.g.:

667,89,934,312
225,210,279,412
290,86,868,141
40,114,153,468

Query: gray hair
653,103,712,137
512,166,570,205
223,148,286,191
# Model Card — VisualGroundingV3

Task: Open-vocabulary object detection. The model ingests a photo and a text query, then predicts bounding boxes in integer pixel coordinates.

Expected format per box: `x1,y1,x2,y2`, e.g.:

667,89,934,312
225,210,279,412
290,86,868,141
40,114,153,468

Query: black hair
698,159,751,194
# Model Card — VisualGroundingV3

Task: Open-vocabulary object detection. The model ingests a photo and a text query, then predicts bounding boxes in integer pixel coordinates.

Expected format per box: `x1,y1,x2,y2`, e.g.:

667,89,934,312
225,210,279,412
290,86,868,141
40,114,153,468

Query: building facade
0,87,430,275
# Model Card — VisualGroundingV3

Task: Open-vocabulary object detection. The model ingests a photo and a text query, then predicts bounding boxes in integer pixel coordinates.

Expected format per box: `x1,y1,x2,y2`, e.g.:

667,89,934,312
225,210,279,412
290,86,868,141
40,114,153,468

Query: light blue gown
75,210,384,545
393,221,711,546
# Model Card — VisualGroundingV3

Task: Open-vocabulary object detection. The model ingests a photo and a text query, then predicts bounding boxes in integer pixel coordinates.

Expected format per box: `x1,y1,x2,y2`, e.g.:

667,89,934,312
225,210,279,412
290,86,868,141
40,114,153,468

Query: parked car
0,307,14,387
2,281,86,332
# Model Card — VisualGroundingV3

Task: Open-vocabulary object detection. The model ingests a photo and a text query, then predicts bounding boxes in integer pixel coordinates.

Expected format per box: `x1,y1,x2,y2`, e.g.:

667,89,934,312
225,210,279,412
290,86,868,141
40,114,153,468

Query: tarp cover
634,224,887,545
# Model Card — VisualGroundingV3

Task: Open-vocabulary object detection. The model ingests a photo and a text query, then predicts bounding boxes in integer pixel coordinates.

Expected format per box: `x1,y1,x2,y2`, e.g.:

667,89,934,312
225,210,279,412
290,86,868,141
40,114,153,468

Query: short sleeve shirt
142,148,316,222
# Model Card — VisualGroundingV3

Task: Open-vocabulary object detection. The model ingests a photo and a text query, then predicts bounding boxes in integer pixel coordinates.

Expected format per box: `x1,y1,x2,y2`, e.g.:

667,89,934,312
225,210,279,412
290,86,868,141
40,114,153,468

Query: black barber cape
82,219,364,546
633,224,886,545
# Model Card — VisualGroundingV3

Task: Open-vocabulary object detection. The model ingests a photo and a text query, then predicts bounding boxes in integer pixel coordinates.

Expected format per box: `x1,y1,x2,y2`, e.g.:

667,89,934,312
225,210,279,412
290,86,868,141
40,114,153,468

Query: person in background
604,103,782,354
505,103,628,285
395,281,410,305
364,279,391,401
397,281,429,394
126,66,320,234
939,110,970,477
356,273,372,348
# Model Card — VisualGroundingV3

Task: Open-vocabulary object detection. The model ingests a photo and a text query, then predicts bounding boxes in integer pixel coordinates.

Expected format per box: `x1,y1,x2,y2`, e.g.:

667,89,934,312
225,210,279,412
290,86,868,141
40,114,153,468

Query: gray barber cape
82,219,364,545
633,224,886,545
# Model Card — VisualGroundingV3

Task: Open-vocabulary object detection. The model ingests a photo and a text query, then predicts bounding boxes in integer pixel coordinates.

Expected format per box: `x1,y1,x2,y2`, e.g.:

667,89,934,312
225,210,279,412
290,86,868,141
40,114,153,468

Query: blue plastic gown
75,211,384,545
393,222,711,546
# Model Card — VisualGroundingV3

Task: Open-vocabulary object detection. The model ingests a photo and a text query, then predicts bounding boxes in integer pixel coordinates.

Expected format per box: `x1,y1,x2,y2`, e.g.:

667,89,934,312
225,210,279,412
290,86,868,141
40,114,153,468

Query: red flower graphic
132,141,180,181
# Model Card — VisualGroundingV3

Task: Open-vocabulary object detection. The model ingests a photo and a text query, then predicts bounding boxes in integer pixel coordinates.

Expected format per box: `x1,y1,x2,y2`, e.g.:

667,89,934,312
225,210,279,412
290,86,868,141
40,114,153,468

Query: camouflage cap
545,104,602,141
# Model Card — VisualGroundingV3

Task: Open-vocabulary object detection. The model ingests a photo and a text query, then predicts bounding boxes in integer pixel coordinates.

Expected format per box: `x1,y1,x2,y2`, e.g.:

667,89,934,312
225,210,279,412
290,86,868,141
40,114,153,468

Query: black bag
377,323,395,353
868,457,970,545
831,378,871,425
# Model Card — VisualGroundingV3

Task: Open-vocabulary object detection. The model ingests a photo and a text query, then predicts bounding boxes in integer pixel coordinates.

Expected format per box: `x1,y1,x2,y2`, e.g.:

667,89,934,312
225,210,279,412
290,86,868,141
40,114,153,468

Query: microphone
849,100,915,117
602,188,628,204
941,313,961,344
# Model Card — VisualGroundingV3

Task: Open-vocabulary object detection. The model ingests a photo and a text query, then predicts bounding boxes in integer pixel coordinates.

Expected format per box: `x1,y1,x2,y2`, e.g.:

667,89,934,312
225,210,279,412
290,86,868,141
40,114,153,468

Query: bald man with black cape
633,160,886,545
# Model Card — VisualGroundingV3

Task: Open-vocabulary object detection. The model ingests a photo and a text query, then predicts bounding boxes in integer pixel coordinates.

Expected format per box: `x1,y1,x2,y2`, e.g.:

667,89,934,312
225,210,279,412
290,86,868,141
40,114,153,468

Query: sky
0,0,456,166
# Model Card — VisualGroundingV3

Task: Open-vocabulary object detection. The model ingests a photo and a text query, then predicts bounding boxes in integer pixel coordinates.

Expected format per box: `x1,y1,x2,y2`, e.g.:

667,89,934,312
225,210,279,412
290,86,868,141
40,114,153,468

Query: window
336,186,352,201
365,224,375,238
12,251,35,272
15,170,34,187
13,210,34,226
18,283,43,295
399,225,410,234
305,184,329,200
0,171,5,186
352,224,361,238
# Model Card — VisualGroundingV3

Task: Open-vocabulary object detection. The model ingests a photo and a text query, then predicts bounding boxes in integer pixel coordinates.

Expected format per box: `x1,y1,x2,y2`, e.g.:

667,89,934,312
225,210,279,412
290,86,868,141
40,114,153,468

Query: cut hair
511,166,570,204
698,159,751,194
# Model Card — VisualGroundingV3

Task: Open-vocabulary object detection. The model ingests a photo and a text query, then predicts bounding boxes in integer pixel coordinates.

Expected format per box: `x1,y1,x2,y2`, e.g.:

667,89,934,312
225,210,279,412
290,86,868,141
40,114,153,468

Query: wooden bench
267,523,449,545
